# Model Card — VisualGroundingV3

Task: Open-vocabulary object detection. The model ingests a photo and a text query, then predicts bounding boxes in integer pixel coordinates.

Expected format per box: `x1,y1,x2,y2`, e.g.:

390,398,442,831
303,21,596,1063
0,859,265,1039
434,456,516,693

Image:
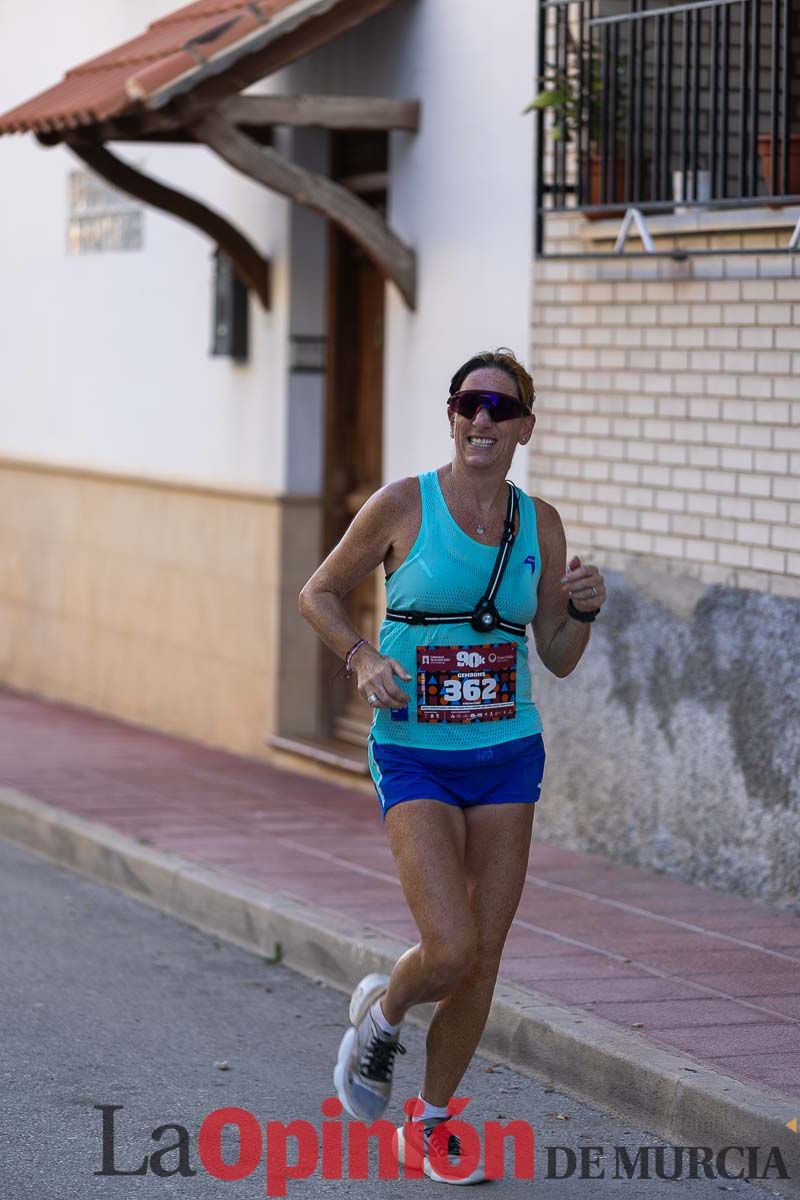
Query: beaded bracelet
344,638,370,673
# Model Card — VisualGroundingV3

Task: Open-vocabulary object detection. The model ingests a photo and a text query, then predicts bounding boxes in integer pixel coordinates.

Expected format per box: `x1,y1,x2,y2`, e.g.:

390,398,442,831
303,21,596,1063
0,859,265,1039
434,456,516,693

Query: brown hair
448,348,535,411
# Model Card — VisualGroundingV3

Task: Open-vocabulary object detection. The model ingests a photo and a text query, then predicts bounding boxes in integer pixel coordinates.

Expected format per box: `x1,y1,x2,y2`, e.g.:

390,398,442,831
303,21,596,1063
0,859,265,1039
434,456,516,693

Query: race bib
416,644,517,723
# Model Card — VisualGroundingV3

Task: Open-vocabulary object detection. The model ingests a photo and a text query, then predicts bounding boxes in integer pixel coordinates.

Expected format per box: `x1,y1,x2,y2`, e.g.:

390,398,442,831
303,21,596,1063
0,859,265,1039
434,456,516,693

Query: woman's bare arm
531,498,594,678
298,480,415,708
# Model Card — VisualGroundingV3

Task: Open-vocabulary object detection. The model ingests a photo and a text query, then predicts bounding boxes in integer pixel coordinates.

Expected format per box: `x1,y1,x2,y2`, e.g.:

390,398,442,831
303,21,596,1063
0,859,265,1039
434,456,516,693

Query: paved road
0,839,788,1199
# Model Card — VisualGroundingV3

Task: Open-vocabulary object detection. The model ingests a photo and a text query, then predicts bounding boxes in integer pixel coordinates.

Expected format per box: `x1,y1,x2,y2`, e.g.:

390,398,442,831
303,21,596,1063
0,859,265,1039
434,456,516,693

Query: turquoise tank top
371,470,544,748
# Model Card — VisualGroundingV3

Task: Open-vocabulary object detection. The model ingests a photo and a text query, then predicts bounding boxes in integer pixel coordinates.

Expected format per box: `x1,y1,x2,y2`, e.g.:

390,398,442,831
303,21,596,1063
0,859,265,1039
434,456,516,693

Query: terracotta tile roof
0,0,325,136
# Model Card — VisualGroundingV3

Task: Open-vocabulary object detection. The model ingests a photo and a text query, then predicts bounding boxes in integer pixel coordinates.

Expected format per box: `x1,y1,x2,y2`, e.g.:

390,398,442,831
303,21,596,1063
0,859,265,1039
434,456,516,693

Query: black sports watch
567,596,599,623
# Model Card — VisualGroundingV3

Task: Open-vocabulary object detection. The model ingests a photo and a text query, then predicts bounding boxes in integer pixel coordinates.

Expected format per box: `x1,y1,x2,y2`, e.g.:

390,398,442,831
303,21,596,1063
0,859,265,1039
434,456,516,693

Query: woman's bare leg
421,803,535,1106
380,800,477,1025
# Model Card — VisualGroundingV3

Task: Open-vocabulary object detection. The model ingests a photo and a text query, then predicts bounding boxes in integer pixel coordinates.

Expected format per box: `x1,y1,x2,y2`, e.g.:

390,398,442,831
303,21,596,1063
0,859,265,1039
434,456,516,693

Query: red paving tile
686,972,800,998
1,686,798,1102
502,955,646,984
539,977,712,1005
706,1055,800,1094
586,931,742,953
370,914,418,934
733,926,800,950
744,994,800,1020
619,948,800,975
690,909,800,931
596,893,767,917
652,1022,800,1057
502,929,596,958
587,997,790,1029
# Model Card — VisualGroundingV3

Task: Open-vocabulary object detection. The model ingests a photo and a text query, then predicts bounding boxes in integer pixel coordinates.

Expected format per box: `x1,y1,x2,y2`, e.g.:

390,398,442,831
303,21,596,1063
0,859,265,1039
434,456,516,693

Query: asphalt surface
0,838,788,1199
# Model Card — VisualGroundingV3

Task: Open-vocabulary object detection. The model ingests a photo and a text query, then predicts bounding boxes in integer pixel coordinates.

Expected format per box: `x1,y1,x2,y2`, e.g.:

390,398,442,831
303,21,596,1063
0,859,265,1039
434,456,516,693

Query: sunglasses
448,390,531,423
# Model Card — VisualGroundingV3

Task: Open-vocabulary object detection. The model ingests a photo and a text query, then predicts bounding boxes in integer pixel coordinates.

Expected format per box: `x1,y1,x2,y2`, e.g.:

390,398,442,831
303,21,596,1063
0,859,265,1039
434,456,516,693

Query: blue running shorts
367,733,546,821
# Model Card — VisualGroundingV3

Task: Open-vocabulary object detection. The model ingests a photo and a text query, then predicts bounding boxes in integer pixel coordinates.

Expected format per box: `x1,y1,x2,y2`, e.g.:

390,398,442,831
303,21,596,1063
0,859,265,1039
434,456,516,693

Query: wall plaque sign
67,168,143,254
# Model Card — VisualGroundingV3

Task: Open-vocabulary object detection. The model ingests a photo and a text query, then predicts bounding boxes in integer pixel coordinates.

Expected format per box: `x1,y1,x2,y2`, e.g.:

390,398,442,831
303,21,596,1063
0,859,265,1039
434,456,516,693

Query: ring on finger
367,692,379,705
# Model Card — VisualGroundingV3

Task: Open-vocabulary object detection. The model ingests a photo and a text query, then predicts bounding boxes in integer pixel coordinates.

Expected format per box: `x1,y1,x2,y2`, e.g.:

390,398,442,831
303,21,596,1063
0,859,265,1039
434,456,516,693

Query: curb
1,786,797,1194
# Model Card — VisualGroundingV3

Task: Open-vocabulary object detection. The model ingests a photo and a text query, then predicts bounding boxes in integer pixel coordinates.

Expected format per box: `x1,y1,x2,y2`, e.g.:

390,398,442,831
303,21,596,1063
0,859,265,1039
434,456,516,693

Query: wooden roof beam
66,140,270,309
219,94,420,132
192,111,416,309
76,94,419,144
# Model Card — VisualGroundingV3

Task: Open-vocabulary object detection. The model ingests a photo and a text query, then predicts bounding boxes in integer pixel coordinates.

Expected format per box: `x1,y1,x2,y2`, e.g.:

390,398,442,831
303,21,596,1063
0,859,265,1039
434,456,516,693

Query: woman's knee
421,927,479,991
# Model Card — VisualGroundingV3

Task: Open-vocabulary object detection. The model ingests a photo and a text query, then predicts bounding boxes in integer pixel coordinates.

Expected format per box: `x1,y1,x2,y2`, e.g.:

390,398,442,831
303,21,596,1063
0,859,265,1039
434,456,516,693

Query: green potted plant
526,37,632,219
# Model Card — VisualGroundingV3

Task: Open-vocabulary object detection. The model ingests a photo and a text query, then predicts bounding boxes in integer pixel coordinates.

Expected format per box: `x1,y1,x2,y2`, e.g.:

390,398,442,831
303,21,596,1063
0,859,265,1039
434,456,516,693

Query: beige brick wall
530,219,800,598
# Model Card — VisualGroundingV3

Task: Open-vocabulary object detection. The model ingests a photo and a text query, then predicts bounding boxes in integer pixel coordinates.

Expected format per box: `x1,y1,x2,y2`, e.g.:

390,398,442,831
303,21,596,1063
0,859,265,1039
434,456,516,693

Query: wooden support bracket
219,94,420,131
192,111,416,309
67,140,271,309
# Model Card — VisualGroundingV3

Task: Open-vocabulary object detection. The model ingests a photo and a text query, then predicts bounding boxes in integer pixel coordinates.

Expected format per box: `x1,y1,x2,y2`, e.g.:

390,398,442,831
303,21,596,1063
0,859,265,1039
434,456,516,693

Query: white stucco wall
385,0,536,490
0,1,290,493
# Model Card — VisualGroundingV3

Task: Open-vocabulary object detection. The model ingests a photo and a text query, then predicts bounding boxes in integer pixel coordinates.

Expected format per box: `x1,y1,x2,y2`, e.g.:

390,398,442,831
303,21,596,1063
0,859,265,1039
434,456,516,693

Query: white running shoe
394,1116,487,1184
333,973,406,1121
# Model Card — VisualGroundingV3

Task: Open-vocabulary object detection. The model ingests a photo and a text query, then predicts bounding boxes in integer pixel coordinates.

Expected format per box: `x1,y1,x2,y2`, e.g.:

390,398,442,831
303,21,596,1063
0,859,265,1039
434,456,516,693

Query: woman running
299,348,605,1183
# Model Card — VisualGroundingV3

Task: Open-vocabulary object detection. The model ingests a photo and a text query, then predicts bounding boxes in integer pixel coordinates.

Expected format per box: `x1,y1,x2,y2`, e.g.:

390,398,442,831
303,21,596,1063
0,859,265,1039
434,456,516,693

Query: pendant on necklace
476,524,485,534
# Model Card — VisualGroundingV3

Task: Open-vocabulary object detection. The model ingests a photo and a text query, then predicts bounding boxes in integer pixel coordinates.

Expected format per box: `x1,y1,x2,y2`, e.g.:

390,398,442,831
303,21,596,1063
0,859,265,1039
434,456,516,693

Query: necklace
444,468,504,536
461,499,493,535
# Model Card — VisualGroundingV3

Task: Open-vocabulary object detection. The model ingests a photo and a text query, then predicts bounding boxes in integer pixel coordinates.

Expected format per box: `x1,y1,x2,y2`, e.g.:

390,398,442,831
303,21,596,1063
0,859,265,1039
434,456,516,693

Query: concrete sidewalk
1,687,798,1177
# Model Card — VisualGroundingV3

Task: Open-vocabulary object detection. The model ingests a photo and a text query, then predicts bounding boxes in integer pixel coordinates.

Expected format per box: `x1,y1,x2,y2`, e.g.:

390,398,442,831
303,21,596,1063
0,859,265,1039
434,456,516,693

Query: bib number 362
417,644,516,724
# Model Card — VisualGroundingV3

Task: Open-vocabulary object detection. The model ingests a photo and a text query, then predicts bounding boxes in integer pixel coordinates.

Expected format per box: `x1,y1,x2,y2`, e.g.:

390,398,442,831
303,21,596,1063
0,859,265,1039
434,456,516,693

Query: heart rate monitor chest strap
385,482,526,638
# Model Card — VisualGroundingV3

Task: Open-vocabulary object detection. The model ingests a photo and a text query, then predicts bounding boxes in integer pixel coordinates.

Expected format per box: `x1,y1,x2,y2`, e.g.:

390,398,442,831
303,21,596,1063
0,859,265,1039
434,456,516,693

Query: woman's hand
561,554,606,614
353,645,412,709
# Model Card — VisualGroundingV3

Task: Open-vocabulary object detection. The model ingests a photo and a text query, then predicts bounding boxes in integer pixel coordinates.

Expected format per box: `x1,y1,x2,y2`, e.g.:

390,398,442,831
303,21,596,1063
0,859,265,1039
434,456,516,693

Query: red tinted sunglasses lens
448,391,528,423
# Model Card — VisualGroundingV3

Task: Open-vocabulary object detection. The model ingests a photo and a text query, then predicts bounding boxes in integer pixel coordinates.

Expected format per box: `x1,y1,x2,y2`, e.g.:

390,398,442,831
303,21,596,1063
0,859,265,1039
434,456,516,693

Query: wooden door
324,228,385,745
323,132,388,747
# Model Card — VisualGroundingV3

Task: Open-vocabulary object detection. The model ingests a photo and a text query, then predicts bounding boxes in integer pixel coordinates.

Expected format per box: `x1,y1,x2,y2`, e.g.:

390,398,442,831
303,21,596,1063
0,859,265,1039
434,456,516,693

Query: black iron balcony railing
534,0,800,254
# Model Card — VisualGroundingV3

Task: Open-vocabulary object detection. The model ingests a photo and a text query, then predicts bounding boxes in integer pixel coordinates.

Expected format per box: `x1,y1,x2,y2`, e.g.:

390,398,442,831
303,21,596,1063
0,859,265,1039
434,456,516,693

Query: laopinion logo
95,1097,531,1194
